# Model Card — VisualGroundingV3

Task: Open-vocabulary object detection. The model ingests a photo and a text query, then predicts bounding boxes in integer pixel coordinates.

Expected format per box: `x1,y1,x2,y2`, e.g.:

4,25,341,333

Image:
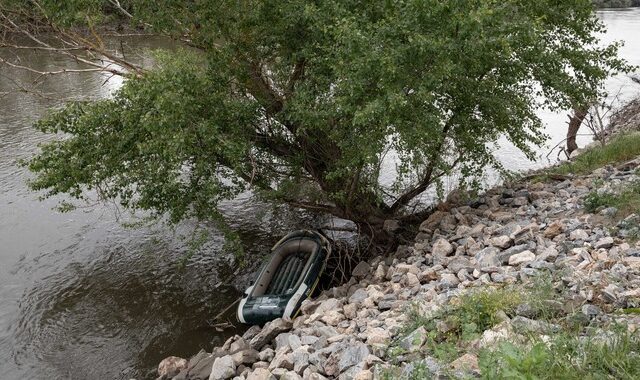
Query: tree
2,0,631,247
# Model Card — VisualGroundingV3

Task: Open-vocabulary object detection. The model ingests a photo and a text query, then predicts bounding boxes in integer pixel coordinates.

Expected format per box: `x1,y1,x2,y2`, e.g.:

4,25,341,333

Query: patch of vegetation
551,133,640,176
479,327,640,380
393,287,527,364
583,180,640,218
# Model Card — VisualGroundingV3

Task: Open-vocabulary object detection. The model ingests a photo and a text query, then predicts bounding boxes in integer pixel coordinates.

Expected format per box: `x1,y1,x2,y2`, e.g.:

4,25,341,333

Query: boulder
158,356,187,378
508,250,536,266
246,368,276,380
352,261,372,278
209,355,236,380
432,238,454,257
398,326,427,352
250,318,293,350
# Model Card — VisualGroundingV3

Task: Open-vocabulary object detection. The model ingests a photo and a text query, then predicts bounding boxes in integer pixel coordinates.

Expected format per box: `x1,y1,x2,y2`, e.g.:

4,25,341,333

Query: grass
583,180,640,218
550,133,640,176
479,327,640,380
380,277,575,378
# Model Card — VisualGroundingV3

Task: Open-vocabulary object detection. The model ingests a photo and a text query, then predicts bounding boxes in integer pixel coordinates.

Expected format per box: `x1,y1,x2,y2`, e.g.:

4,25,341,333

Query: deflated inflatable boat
237,230,331,325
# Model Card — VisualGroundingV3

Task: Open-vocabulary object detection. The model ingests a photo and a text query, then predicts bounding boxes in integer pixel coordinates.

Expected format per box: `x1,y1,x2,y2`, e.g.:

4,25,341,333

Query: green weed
479,327,640,379
551,133,640,176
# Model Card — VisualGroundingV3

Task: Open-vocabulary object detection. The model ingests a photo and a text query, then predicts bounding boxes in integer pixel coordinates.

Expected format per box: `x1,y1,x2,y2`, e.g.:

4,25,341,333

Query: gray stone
242,325,262,341
438,273,460,289
316,298,344,314
246,368,276,380
275,333,301,351
187,352,221,380
231,349,260,366
250,318,292,350
491,235,513,249
498,244,531,264
158,356,187,378
475,247,501,268
446,257,473,273
508,250,536,266
594,237,614,249
268,349,294,371
348,289,369,304
352,261,372,278
399,326,427,352
281,371,303,380
338,342,370,372
515,303,538,319
209,355,236,380
432,238,454,257
570,229,589,241
258,348,274,362
582,304,602,318
511,316,560,335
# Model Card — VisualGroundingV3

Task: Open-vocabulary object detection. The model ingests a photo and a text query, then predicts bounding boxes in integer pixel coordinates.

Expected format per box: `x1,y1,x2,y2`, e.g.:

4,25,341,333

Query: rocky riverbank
155,132,640,380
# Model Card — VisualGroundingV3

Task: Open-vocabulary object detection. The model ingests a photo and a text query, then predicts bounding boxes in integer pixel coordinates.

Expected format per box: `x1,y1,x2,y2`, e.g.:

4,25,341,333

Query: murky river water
1,9,639,380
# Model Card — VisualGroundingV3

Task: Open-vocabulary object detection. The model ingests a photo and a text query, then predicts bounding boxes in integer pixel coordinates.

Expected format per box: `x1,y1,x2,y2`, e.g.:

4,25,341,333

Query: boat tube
237,230,331,325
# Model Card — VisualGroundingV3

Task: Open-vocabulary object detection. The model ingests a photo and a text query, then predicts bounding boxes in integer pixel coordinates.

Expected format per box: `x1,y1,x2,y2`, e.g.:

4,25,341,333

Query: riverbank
154,97,640,380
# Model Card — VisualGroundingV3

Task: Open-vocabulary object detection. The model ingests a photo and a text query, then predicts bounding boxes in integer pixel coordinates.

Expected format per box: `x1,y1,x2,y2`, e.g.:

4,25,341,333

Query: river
1,9,639,380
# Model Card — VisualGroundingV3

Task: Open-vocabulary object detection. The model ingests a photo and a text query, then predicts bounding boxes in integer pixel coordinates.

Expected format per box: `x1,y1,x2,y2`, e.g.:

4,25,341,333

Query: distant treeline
594,0,640,8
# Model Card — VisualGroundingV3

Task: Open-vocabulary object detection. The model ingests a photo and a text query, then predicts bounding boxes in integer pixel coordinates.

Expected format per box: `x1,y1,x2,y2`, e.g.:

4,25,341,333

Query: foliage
8,0,632,240
393,287,526,363
584,180,640,216
551,133,640,176
479,328,640,379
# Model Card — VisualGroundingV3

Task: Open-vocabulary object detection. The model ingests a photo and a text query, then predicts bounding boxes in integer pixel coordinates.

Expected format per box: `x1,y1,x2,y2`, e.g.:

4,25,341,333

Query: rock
352,261,372,278
339,342,370,373
512,197,529,207
399,326,427,352
406,272,421,287
594,237,614,249
419,211,449,232
353,369,374,380
498,244,531,264
187,352,221,380
321,311,345,326
366,327,390,345
510,316,559,335
432,238,454,257
475,247,501,268
508,250,536,266
446,257,473,273
268,349,294,371
209,355,236,380
258,348,274,362
544,221,565,238
307,374,328,380
515,303,538,319
582,304,602,318
246,368,276,380
450,353,479,373
348,289,369,304
316,298,344,314
491,235,513,249
438,273,460,289
275,333,302,352
570,229,589,241
158,356,187,378
242,325,262,341
231,349,260,366
250,318,292,350
280,371,303,380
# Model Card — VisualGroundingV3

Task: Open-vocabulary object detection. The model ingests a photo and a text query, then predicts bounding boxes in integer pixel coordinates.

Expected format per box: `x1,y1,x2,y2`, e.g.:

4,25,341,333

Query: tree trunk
567,106,589,155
